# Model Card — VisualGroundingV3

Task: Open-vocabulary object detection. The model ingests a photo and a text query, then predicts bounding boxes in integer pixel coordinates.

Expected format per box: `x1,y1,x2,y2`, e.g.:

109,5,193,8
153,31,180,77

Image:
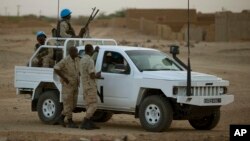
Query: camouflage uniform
59,20,75,51
80,54,98,119
54,55,80,120
42,48,55,68
60,20,75,38
31,44,48,67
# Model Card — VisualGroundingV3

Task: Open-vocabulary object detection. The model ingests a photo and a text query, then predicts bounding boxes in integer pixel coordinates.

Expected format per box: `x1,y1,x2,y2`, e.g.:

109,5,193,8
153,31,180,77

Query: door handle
97,77,104,80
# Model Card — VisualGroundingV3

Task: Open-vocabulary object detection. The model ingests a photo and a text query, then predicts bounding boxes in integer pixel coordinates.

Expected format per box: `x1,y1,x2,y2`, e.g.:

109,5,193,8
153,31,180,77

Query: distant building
215,11,250,41
94,8,250,42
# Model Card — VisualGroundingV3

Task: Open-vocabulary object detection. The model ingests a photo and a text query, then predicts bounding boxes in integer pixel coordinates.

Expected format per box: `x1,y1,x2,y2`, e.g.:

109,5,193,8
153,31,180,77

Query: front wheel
189,110,220,130
37,91,62,124
139,95,173,132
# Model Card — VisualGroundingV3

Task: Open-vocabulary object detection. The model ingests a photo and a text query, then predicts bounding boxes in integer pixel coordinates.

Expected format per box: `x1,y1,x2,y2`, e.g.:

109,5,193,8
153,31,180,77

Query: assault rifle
80,7,99,38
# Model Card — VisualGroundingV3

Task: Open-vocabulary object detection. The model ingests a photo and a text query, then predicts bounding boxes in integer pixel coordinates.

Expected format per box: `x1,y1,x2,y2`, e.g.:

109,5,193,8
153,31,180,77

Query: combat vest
52,20,76,37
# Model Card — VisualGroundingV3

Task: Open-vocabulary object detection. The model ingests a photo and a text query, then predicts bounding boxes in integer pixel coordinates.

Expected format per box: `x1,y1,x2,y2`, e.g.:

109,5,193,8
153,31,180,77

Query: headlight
220,87,228,94
223,87,228,94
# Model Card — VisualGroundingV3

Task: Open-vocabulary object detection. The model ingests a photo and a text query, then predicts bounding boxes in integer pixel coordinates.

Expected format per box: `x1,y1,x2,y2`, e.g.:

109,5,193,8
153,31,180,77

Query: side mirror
170,45,179,55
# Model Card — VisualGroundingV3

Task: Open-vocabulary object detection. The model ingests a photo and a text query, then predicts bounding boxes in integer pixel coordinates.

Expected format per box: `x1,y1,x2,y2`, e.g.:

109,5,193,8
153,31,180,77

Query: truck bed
15,66,56,92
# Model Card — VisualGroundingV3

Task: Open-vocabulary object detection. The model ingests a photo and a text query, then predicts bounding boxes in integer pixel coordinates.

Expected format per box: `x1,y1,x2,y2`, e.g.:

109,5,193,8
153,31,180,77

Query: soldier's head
68,46,78,59
36,31,46,45
85,44,94,55
95,46,100,52
60,8,72,20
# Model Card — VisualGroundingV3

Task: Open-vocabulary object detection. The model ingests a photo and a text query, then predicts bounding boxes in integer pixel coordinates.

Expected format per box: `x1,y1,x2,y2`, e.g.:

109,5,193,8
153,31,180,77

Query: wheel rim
145,104,161,125
42,99,56,118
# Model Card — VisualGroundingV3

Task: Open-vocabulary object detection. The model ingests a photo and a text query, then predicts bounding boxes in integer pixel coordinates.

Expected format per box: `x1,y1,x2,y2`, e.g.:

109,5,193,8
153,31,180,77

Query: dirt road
0,26,250,141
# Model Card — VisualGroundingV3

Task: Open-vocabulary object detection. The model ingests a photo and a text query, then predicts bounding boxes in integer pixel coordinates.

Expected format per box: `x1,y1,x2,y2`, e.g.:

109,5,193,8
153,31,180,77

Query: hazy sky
1,0,250,17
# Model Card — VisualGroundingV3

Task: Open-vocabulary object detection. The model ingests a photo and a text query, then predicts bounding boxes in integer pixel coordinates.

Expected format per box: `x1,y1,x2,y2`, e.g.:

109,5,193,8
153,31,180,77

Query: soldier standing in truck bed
53,8,85,60
54,46,80,128
30,31,48,67
57,9,85,42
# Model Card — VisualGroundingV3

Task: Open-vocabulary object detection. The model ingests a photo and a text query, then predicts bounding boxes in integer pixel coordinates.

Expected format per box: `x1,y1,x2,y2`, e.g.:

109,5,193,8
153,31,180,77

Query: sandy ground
0,25,250,141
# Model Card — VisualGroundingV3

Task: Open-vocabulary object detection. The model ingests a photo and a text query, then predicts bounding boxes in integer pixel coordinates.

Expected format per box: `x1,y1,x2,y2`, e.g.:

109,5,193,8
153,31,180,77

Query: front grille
192,86,221,96
176,86,224,96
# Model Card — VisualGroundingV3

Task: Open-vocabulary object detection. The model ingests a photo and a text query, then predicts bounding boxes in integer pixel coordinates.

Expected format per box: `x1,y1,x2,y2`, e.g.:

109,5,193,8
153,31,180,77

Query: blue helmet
36,31,46,38
60,9,72,18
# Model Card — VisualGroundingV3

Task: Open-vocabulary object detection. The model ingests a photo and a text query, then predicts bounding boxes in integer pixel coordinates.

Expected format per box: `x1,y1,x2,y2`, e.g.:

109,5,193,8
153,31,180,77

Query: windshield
126,50,183,71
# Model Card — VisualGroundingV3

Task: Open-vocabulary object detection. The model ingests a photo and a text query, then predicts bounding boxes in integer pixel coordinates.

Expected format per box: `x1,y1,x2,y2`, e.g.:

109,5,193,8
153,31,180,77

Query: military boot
88,119,100,129
80,118,100,130
55,114,65,127
67,118,78,128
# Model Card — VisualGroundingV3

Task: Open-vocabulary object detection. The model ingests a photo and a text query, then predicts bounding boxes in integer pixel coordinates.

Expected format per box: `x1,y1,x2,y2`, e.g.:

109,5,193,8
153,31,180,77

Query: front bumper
177,95,234,106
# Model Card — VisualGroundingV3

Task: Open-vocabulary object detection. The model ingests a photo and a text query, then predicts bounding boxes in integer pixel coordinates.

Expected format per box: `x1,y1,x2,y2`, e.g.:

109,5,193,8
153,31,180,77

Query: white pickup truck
15,38,234,132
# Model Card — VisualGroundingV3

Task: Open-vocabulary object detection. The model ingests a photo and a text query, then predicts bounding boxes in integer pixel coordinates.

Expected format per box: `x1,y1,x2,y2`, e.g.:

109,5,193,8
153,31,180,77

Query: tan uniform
54,55,80,119
80,54,98,119
92,51,98,64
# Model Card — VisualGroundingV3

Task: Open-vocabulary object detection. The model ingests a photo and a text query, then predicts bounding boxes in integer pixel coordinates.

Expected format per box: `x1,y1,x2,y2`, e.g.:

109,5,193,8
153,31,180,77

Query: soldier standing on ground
79,44,101,130
54,46,80,128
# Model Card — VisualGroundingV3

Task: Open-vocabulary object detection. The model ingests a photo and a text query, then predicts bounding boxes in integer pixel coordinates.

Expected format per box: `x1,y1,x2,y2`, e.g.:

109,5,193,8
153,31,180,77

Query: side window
102,51,130,74
79,50,85,58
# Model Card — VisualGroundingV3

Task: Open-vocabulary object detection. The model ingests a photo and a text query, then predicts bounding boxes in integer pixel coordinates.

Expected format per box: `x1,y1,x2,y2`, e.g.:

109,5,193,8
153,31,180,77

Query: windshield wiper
141,69,159,72
142,68,178,72
158,69,178,71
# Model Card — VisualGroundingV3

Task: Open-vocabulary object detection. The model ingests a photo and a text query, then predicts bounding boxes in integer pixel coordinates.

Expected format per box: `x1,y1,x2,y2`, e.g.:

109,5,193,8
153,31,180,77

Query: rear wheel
139,95,173,132
37,91,62,124
91,111,113,122
189,110,220,130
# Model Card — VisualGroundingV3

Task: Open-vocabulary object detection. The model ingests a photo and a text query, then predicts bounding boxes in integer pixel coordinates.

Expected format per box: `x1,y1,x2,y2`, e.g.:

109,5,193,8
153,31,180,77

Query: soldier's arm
88,59,101,79
54,69,69,84
54,59,69,84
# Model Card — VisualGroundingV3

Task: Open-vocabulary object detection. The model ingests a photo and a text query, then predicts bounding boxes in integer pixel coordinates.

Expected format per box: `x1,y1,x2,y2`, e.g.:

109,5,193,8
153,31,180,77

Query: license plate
204,98,221,103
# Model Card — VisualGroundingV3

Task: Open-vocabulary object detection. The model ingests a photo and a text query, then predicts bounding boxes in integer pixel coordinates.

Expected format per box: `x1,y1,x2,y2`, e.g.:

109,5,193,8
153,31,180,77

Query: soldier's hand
79,27,86,38
95,71,101,78
63,78,69,84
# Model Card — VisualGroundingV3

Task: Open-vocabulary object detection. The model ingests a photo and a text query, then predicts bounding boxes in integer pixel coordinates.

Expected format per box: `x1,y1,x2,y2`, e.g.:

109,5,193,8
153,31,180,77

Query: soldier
54,46,80,128
55,9,85,57
92,46,99,64
30,31,48,67
57,9,85,38
79,44,101,130
35,31,47,50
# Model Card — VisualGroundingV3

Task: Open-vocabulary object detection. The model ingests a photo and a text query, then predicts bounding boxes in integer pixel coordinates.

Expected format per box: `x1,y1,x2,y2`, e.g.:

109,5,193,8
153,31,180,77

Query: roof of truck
77,45,157,52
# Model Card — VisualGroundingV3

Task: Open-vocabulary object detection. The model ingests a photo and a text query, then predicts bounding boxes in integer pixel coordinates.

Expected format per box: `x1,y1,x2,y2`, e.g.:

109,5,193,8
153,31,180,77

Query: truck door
97,51,133,109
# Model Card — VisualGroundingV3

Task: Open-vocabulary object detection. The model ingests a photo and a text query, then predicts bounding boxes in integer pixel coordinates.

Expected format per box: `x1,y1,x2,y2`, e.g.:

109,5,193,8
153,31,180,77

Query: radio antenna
186,0,192,96
57,0,60,22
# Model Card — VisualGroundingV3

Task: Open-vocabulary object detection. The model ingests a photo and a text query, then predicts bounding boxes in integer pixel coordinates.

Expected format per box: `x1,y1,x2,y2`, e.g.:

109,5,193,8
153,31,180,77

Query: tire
37,91,62,124
91,111,113,122
139,95,173,132
189,109,220,130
